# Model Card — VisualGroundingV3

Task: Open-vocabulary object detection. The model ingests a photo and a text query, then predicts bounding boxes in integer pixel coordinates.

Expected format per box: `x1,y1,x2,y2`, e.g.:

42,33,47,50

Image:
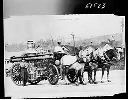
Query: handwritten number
94,3,98,7
98,4,101,8
101,3,106,9
85,3,106,9
85,3,92,8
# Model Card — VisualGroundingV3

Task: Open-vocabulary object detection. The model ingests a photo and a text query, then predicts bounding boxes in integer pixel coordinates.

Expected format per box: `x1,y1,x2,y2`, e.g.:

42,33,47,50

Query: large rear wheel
11,63,28,86
48,64,59,85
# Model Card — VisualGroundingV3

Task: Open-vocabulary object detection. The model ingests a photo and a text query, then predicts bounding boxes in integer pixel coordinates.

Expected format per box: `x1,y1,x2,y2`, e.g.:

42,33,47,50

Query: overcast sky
4,14,124,44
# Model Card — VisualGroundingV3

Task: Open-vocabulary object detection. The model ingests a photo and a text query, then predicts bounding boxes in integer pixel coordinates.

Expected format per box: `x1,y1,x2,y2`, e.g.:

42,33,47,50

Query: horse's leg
101,67,105,83
107,65,111,82
92,63,98,84
93,68,98,84
88,68,93,84
64,66,70,85
79,68,85,85
59,64,63,80
75,70,79,86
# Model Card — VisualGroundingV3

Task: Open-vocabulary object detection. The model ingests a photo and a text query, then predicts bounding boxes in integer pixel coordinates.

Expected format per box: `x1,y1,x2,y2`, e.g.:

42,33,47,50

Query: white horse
91,44,119,83
60,54,85,85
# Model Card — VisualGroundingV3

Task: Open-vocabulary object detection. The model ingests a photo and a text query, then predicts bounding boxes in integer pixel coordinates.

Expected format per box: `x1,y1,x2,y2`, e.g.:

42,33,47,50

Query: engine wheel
11,63,28,86
67,68,77,83
48,64,59,85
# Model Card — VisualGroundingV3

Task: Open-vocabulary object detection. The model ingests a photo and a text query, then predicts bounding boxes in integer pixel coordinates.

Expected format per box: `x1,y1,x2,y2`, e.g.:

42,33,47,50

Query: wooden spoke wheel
48,64,59,85
11,63,28,86
67,68,78,83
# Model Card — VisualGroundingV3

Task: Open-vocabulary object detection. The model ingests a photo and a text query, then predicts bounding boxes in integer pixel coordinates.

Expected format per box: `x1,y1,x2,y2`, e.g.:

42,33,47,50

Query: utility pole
71,33,75,55
49,33,55,51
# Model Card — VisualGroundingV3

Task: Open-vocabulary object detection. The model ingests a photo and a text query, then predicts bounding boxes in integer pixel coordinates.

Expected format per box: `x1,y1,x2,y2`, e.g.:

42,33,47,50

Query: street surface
4,69,126,98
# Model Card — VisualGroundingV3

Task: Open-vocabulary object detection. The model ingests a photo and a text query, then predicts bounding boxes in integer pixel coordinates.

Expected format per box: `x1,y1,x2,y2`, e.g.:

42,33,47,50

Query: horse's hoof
88,81,93,84
107,80,111,82
93,81,98,84
65,83,69,85
101,81,104,83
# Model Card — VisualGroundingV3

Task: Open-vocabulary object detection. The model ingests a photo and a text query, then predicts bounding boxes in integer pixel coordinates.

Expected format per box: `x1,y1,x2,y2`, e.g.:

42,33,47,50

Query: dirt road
4,70,126,98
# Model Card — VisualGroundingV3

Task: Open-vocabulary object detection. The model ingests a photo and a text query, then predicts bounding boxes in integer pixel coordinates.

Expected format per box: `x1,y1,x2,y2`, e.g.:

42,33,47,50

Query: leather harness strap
104,51,110,61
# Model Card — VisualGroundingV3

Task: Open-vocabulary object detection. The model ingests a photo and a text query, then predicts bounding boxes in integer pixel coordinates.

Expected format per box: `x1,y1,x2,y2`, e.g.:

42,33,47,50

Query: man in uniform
54,41,65,60
22,40,38,85
78,46,93,84
54,41,65,79
25,40,37,54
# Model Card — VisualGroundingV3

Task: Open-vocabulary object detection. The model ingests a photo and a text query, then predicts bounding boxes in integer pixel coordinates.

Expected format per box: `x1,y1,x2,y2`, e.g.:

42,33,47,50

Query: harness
103,51,111,61
101,51,115,66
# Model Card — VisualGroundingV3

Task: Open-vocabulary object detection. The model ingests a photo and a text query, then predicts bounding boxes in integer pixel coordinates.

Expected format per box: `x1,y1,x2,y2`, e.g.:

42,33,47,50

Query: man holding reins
54,41,66,80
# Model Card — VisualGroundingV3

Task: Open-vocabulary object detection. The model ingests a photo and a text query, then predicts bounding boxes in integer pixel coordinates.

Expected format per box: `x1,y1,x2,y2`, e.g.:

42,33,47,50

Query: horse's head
113,47,121,61
104,48,119,62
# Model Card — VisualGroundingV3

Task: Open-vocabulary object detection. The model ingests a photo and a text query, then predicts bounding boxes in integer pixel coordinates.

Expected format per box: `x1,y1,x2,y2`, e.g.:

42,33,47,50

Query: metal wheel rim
48,64,59,85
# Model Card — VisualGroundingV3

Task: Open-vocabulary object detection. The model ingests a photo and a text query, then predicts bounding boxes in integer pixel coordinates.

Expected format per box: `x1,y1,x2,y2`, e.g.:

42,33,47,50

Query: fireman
54,41,65,80
25,40,37,54
54,41,65,60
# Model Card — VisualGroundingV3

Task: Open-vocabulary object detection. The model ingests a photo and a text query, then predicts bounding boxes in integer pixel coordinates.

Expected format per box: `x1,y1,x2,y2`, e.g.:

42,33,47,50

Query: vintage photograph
4,14,125,98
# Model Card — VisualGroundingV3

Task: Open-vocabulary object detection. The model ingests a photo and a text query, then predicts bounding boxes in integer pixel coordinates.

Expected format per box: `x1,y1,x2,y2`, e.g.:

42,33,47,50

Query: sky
4,14,124,44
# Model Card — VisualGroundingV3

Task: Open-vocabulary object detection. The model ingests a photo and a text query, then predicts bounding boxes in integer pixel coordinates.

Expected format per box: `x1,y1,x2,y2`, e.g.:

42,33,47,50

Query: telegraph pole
49,33,55,51
71,33,76,55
